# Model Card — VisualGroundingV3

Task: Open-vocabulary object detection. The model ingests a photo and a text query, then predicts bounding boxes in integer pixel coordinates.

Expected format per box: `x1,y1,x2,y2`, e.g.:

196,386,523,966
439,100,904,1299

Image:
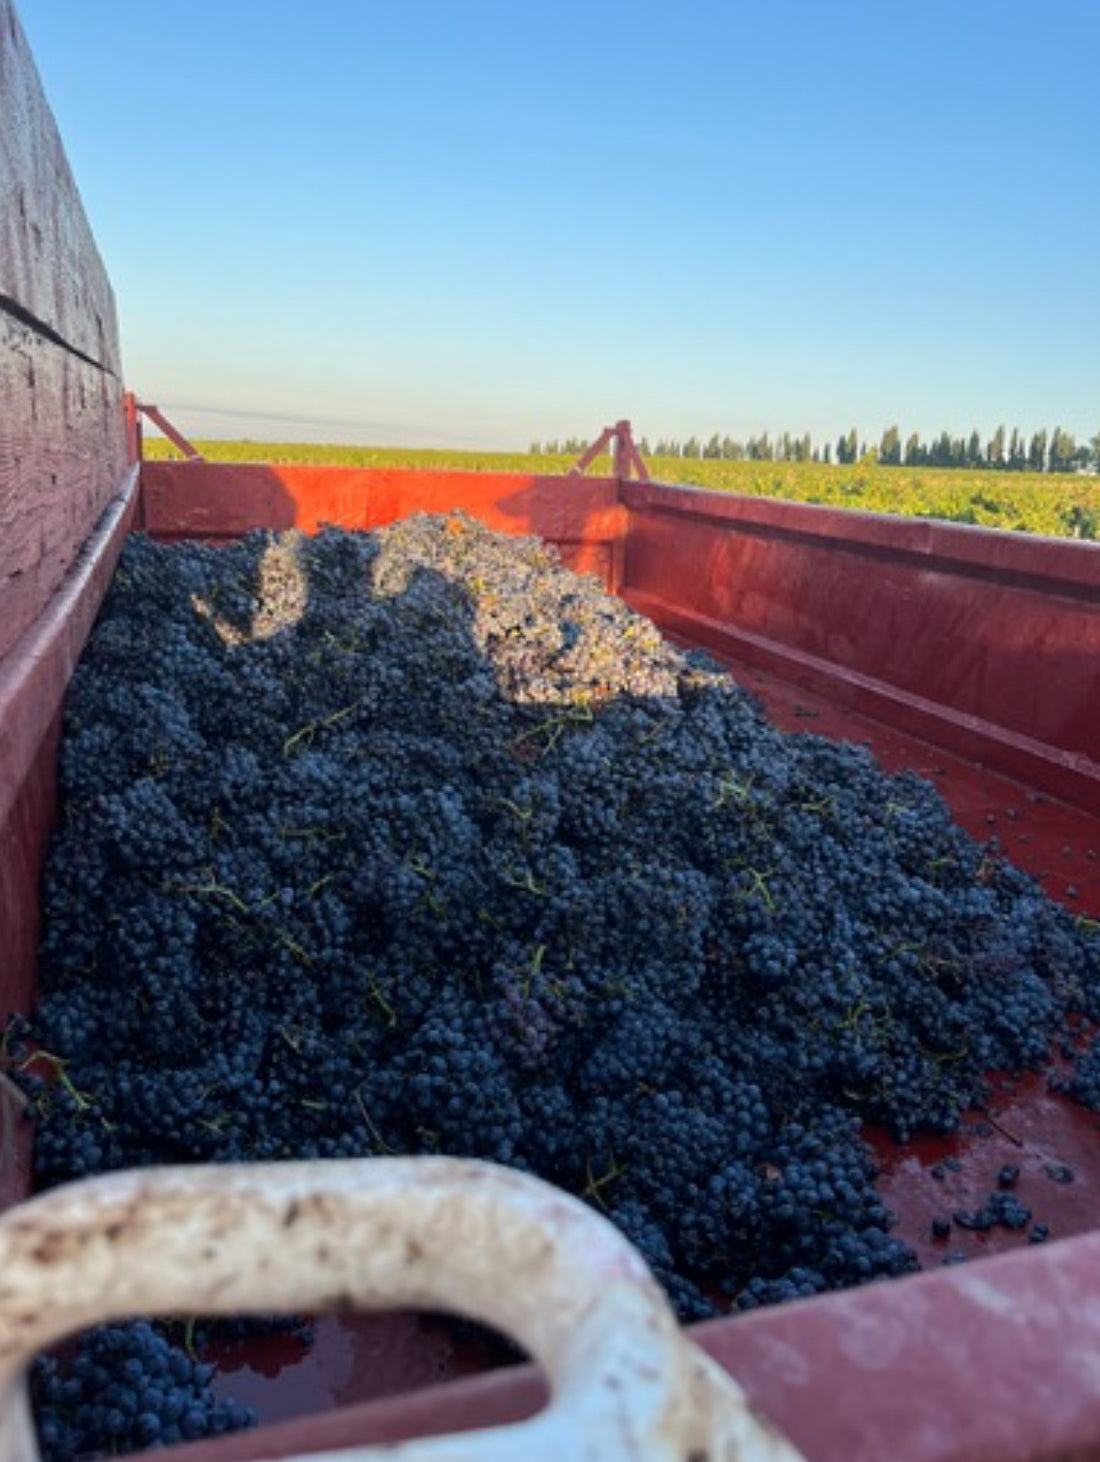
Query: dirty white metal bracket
0,1157,804,1462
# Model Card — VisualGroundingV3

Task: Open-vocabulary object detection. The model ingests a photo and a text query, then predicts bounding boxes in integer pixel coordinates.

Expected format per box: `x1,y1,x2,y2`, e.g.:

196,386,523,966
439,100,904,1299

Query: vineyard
143,439,1100,541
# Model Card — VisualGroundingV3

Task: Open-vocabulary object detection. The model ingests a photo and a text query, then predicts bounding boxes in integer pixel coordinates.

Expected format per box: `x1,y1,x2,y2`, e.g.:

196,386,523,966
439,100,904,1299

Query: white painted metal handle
0,1158,804,1462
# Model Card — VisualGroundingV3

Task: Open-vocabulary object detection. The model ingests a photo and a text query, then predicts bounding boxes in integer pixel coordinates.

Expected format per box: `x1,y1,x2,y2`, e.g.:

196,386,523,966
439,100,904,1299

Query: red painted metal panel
621,480,1100,812
0,469,137,1208
0,711,54,1212
0,472,138,1026
140,463,628,592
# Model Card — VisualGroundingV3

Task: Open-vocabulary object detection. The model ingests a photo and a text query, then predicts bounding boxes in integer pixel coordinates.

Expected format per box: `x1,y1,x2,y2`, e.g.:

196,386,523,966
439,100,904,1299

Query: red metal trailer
3,3,1100,1458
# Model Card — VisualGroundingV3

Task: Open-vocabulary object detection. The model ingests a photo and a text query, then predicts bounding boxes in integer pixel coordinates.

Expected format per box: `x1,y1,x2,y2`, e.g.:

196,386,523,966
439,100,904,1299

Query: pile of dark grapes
30,1325,255,1462
8,512,1100,1454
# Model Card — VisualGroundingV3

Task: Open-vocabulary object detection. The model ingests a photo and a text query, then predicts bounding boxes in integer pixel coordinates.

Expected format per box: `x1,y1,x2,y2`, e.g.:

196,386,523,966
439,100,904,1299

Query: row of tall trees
532,427,1100,473
867,425,1093,473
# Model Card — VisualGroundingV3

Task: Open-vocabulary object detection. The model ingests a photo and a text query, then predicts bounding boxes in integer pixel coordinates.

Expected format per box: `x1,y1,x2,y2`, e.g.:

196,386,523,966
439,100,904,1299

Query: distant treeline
532,425,1100,473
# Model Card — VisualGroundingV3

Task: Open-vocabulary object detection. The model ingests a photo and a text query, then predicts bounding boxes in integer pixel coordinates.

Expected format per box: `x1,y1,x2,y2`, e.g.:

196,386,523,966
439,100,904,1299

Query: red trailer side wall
622,480,1100,815
139,461,627,590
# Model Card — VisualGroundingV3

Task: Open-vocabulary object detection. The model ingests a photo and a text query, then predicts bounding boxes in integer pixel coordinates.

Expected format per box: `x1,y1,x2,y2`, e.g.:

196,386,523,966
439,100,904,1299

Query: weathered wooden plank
0,310,126,662
0,0,129,659
0,0,130,1036
0,0,121,371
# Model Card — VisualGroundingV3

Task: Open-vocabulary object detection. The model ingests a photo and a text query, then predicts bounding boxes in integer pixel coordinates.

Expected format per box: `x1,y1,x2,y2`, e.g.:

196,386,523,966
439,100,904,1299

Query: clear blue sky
16,0,1100,450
